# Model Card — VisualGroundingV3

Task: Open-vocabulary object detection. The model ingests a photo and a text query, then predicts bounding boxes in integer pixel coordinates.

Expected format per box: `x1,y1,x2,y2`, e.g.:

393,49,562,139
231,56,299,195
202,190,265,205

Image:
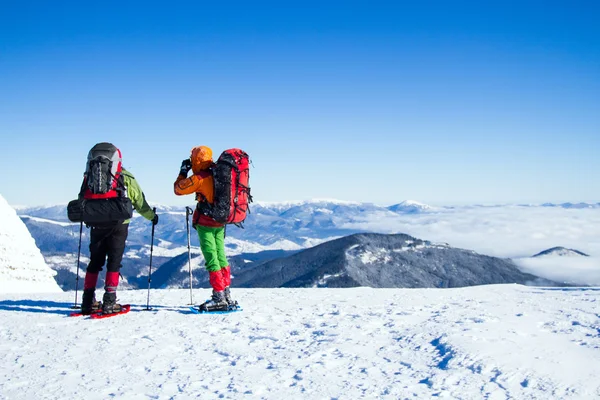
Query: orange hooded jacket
173,146,222,227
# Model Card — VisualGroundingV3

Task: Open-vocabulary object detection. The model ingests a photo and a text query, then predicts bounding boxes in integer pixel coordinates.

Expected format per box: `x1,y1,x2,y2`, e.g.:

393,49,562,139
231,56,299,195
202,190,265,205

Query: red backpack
196,148,252,227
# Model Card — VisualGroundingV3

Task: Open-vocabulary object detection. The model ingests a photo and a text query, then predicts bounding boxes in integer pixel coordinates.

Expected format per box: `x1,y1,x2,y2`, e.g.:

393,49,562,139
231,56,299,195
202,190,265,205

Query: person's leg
214,226,234,305
86,227,109,283
102,223,129,313
196,225,227,311
196,225,221,273
214,226,228,271
81,227,108,314
197,225,224,290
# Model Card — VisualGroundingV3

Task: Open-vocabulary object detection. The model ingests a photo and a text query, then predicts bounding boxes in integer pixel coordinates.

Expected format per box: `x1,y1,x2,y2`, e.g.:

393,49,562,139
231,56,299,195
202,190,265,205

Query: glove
152,213,159,226
180,159,192,176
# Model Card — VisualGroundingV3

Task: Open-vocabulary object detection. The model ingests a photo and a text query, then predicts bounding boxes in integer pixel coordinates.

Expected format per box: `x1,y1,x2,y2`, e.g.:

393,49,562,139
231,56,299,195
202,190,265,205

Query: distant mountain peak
532,247,589,258
388,200,433,214
399,200,429,206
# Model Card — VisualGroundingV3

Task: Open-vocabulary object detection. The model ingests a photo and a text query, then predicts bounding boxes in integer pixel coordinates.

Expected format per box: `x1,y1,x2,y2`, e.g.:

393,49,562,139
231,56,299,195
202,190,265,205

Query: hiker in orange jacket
174,146,234,312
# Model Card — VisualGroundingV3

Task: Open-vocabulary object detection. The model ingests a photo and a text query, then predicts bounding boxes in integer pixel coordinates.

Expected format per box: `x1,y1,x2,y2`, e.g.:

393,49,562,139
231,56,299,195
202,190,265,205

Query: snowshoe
90,304,131,319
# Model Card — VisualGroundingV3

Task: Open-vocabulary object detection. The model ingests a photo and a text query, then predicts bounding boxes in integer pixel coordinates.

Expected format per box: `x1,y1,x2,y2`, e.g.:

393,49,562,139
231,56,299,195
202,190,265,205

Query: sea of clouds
342,205,600,286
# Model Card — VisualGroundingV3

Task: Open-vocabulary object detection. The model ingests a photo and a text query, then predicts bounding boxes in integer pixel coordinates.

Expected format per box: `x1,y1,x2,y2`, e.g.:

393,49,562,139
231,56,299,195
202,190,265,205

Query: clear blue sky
1,1,598,207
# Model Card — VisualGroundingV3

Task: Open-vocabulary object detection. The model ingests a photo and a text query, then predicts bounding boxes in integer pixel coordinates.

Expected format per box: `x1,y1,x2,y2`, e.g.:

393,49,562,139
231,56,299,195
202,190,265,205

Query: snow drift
0,194,61,293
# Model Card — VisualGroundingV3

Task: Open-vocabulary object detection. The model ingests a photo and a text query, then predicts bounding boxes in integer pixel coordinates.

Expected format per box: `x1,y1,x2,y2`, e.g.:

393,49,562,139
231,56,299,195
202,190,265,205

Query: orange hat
190,146,213,172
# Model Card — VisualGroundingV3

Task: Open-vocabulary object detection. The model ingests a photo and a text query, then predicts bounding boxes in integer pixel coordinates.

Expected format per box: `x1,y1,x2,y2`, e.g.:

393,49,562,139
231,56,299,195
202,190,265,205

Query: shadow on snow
0,300,191,316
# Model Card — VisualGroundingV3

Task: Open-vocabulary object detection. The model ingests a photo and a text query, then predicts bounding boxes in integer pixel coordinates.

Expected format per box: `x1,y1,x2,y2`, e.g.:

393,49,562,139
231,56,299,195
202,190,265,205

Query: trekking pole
144,207,157,311
71,221,84,309
186,206,194,305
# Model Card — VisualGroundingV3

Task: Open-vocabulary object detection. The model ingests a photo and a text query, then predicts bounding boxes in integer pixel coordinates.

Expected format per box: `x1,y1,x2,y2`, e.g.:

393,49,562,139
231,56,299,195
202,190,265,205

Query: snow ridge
0,194,62,293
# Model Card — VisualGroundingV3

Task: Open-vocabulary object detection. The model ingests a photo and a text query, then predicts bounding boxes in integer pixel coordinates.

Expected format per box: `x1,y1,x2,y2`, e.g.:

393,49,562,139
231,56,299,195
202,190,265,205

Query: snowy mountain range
12,199,600,289
17,199,441,290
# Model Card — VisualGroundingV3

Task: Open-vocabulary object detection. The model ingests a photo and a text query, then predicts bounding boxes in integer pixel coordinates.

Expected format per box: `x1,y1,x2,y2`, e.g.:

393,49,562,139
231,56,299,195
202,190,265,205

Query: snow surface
0,194,61,293
1,285,599,399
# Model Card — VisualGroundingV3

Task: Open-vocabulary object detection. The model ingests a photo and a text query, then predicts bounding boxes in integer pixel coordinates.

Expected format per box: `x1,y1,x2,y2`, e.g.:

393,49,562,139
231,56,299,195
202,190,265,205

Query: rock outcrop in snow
0,194,62,293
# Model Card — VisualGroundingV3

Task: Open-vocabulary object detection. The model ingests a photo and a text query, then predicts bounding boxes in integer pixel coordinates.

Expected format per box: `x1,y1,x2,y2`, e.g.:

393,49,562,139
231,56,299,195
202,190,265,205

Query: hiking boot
199,290,229,312
91,299,102,312
81,289,102,315
102,292,122,314
224,287,238,308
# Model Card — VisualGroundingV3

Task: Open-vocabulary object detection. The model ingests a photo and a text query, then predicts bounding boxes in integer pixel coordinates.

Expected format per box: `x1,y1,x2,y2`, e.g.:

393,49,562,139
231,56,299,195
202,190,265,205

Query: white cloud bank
514,256,600,286
343,205,600,258
342,205,600,285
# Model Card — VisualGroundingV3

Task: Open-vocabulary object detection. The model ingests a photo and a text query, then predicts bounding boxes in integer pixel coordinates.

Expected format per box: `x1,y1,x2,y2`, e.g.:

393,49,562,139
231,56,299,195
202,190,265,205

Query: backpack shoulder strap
115,171,128,196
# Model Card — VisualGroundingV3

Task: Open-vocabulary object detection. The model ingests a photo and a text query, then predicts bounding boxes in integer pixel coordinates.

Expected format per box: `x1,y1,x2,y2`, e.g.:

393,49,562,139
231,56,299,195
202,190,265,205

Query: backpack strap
115,174,126,197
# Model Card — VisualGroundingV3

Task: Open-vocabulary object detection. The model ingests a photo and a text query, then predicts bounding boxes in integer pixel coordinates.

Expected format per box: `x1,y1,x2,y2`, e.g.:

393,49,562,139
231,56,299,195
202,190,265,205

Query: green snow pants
196,225,228,272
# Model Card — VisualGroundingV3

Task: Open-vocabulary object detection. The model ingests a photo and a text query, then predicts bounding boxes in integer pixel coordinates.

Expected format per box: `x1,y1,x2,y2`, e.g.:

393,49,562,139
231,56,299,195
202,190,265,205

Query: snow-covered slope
0,285,599,399
0,195,61,293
